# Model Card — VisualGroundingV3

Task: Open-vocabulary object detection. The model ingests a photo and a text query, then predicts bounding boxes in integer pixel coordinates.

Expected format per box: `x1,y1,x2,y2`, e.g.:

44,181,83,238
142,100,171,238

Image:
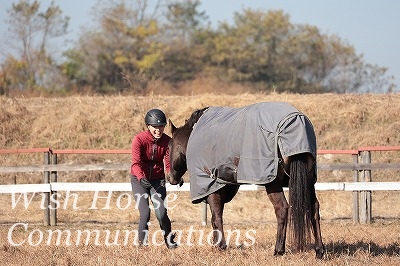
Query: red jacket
130,130,171,181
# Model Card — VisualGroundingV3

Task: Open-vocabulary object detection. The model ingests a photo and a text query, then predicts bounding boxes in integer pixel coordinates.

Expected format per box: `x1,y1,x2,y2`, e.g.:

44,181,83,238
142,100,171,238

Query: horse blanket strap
187,102,317,203
203,164,239,184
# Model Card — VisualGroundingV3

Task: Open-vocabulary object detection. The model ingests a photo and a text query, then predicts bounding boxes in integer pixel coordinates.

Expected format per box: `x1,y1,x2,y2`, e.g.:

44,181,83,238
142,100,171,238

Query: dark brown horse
167,103,325,259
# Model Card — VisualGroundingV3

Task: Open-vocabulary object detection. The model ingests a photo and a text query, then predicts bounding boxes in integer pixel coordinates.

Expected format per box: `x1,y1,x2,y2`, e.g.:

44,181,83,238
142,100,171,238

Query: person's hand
140,178,152,189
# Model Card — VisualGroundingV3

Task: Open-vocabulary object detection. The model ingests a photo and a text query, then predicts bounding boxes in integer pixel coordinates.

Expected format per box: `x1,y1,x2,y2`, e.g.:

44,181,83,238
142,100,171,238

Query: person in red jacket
130,108,177,248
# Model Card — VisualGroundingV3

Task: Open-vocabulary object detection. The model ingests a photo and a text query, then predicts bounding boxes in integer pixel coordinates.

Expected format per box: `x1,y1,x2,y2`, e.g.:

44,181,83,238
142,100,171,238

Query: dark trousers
131,175,172,244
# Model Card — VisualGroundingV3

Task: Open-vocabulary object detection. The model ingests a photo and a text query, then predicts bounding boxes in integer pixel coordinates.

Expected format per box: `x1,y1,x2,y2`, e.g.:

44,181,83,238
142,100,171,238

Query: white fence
2,181,400,194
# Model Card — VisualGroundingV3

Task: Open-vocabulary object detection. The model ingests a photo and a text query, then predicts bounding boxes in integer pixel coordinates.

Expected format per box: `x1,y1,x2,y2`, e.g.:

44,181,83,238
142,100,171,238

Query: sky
1,0,399,90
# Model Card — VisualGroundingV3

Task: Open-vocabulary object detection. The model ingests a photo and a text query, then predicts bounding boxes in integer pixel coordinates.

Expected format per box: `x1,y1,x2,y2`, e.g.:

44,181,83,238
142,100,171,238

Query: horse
166,102,325,259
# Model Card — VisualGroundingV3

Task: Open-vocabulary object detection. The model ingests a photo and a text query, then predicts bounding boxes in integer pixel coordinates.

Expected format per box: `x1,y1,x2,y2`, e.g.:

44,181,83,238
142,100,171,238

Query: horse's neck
186,126,194,141
185,121,196,132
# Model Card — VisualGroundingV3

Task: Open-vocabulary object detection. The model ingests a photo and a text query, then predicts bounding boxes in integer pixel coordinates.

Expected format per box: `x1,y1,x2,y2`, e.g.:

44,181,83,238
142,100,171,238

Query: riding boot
164,233,178,249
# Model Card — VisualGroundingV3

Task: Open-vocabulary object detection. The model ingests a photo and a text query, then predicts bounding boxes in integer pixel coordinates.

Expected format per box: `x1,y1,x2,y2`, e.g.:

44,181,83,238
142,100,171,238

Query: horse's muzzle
166,172,182,185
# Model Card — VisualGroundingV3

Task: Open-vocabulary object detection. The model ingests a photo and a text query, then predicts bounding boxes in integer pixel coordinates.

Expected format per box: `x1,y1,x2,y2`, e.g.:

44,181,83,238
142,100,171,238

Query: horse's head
166,120,189,185
166,107,209,185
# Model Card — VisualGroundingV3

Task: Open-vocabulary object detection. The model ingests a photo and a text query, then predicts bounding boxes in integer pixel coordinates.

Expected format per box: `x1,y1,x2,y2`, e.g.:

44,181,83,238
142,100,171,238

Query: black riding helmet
145,108,167,126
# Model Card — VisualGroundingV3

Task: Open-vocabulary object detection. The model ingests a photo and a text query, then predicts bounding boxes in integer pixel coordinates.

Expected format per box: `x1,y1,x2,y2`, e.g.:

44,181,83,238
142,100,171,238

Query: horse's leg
309,178,325,258
307,155,325,259
265,179,289,256
207,192,227,250
310,191,325,259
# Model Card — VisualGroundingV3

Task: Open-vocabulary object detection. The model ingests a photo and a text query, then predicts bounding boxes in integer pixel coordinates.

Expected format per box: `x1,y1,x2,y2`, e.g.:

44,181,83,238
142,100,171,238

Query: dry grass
1,92,400,264
1,92,399,151
1,223,400,266
1,197,399,265
1,190,399,265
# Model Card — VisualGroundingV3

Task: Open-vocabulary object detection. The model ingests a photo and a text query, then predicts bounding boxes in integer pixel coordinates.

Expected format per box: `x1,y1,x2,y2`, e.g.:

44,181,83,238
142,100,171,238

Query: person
130,108,177,248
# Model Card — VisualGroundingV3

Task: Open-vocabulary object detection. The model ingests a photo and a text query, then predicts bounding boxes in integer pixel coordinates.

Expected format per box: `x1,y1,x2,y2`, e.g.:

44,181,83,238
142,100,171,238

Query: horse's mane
184,107,209,128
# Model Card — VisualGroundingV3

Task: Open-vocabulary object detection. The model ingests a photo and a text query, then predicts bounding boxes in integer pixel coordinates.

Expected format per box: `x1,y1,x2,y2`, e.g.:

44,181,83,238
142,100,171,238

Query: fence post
43,151,50,226
359,150,372,224
352,154,359,223
201,202,207,226
50,153,58,226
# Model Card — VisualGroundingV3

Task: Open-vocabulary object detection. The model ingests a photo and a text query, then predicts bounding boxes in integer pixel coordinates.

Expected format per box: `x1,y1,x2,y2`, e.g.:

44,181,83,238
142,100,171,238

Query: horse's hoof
315,248,325,259
236,243,245,250
217,244,227,250
274,250,285,256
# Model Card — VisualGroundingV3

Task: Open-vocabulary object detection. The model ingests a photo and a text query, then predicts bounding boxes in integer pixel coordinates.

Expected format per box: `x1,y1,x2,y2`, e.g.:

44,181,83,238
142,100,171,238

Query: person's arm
131,135,146,181
131,135,153,189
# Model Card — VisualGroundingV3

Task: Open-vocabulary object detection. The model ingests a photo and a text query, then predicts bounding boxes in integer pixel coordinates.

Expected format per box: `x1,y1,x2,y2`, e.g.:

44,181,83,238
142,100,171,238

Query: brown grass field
1,92,400,265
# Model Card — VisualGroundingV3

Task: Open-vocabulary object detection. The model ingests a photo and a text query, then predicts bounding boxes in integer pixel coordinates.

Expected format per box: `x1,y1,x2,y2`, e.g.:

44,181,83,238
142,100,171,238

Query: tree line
0,0,396,95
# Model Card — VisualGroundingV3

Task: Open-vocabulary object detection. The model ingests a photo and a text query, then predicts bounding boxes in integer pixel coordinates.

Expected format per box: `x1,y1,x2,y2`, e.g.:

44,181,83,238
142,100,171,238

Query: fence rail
2,181,400,194
1,146,399,226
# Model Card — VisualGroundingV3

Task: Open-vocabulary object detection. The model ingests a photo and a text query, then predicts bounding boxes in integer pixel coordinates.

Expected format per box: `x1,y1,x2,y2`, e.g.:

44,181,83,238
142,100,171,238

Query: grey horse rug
186,102,317,203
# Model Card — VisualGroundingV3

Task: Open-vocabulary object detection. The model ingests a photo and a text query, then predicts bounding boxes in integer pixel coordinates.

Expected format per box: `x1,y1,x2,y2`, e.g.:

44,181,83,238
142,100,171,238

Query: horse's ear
169,119,177,134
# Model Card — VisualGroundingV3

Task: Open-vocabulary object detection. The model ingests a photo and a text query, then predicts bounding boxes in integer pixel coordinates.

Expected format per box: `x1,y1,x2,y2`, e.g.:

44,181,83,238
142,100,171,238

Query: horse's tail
288,153,314,252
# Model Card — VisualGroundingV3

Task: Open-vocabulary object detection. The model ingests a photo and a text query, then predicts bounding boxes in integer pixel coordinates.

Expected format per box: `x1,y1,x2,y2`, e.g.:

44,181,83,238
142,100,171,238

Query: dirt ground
1,190,399,265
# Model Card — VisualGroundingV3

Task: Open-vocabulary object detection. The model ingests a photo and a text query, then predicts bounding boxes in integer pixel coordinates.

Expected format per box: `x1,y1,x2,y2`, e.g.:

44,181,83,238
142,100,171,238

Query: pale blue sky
1,0,399,89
